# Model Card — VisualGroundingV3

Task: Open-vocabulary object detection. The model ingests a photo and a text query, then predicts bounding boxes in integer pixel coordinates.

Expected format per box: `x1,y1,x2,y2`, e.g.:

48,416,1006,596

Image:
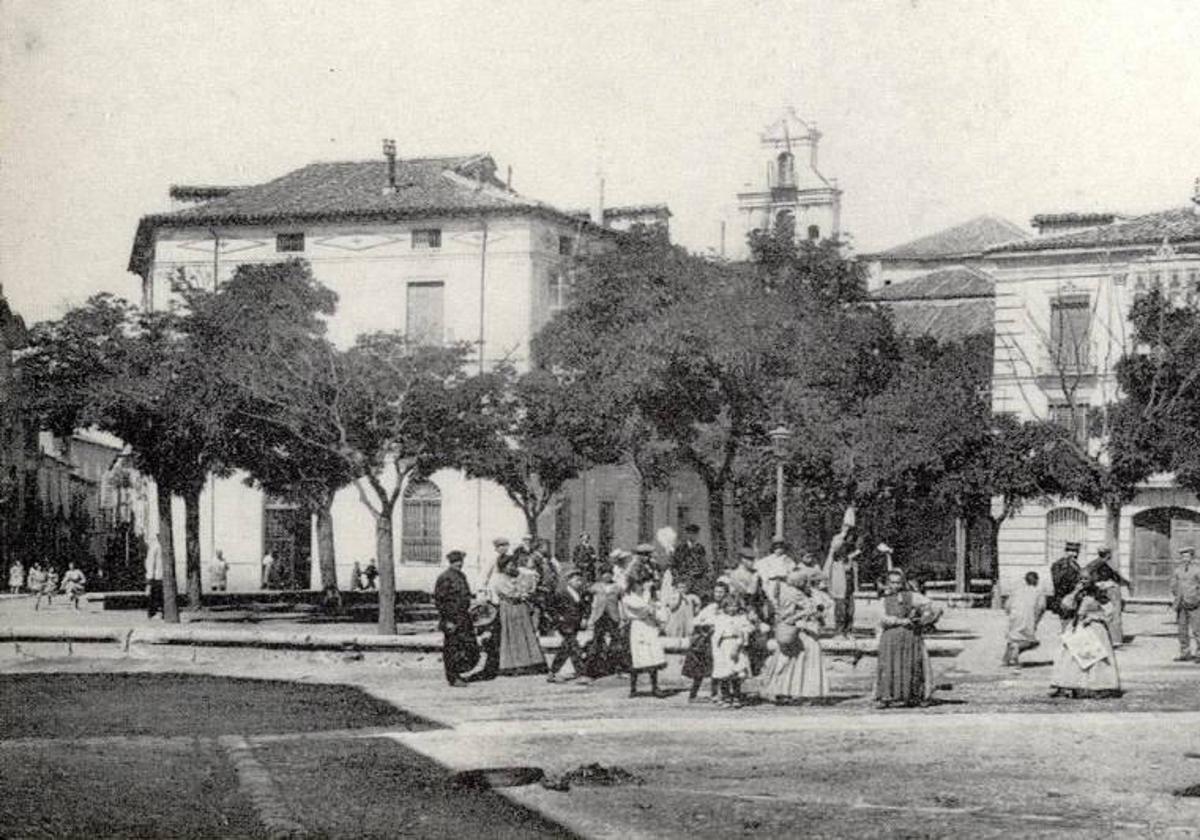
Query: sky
2,0,1199,323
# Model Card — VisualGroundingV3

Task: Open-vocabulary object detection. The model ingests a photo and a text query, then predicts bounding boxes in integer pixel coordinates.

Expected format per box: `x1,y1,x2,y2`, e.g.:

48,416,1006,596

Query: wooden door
1132,508,1176,599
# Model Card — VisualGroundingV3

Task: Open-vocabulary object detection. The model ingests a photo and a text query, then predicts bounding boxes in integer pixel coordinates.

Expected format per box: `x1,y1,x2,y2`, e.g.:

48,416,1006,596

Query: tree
460,366,616,538
537,226,891,564
185,260,353,590
1114,287,1200,494
21,294,229,620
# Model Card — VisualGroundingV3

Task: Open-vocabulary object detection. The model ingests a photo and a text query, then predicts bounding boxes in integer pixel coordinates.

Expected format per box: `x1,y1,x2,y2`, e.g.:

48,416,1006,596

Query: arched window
401,480,441,564
1045,507,1088,563
776,151,795,187
807,224,820,241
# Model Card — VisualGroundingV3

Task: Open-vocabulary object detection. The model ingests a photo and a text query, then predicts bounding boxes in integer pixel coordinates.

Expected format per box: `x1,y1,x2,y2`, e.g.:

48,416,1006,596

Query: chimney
382,138,397,194
591,175,606,226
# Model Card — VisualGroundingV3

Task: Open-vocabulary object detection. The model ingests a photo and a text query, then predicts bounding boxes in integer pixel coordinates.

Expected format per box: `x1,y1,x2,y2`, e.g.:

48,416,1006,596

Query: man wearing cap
824,540,860,638
571,532,599,585
672,524,714,602
1086,546,1131,646
1171,546,1200,662
547,570,591,683
434,551,479,687
1050,541,1083,625
482,538,511,600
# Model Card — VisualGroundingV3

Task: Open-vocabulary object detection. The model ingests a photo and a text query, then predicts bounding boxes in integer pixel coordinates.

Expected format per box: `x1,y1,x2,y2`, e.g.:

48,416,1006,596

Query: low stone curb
0,625,965,658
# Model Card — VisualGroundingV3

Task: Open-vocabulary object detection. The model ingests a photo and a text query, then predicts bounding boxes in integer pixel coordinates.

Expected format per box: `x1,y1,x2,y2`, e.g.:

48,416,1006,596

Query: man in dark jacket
546,570,590,683
672,524,714,602
1049,541,1083,625
571,532,599,584
433,551,479,687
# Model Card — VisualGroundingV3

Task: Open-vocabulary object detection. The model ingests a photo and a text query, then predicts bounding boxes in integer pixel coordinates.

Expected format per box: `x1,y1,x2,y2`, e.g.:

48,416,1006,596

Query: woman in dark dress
875,569,941,708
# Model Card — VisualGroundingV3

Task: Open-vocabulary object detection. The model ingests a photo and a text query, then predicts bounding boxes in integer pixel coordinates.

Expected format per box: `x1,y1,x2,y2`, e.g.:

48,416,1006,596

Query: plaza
3,594,1199,838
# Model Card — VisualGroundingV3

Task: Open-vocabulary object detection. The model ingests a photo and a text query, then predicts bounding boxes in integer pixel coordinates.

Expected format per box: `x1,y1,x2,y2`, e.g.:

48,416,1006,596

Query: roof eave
128,203,618,279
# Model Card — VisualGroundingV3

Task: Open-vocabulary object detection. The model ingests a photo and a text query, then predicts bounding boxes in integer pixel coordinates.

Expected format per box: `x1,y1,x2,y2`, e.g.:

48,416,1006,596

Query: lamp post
768,425,792,542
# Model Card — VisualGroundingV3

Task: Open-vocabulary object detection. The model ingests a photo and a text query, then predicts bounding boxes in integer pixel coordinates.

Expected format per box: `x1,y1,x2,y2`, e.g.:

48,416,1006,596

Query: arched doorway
1045,507,1088,563
401,480,441,565
1133,507,1200,599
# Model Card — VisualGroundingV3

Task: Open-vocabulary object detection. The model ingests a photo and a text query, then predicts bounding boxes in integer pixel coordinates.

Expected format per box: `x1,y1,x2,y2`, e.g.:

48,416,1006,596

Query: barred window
412,228,442,249
276,233,305,252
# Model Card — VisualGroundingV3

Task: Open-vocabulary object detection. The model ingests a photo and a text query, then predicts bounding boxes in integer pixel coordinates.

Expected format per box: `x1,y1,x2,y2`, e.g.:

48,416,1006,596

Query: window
412,228,442,249
401,480,441,564
1045,507,1088,564
548,270,570,313
1049,297,1091,370
276,233,305,252
406,281,444,346
558,235,574,256
598,501,615,561
775,151,795,188
676,505,691,536
807,224,820,241
1049,401,1089,447
638,493,654,544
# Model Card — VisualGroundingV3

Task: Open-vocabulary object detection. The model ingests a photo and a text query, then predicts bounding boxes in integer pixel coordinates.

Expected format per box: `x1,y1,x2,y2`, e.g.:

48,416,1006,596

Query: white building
989,198,1200,599
128,149,652,592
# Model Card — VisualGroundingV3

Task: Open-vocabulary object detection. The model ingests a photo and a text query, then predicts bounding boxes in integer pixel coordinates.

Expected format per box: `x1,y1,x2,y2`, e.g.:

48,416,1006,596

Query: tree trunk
705,480,729,569
157,489,180,624
523,507,539,541
1104,500,1122,568
315,494,338,590
182,488,203,608
375,501,397,635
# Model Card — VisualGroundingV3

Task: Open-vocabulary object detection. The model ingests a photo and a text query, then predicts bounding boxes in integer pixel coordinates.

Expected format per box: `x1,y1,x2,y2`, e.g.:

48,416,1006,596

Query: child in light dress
711,595,755,707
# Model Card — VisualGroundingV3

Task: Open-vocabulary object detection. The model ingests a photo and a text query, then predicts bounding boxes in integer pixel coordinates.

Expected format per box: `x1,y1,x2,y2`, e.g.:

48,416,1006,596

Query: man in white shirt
756,538,796,610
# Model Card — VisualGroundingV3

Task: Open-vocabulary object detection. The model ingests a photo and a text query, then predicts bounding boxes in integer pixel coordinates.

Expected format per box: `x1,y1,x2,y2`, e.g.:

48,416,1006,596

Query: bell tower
735,108,841,255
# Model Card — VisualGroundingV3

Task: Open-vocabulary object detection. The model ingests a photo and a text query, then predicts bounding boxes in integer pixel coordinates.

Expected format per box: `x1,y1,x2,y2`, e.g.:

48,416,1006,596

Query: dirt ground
3,595,1199,838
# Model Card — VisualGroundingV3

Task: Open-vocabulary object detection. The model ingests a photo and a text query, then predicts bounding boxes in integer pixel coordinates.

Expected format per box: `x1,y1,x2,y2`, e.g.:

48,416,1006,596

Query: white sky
2,0,1199,322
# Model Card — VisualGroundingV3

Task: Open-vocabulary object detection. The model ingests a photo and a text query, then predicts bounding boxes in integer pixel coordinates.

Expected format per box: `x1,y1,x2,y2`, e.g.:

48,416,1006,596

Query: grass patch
0,672,440,739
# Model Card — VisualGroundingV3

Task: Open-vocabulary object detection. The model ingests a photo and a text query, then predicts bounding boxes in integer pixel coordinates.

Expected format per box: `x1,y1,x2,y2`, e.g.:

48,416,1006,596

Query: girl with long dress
490,559,548,676
711,595,755,707
875,569,941,708
622,580,667,697
1050,583,1121,698
763,572,829,703
35,566,59,611
60,563,86,610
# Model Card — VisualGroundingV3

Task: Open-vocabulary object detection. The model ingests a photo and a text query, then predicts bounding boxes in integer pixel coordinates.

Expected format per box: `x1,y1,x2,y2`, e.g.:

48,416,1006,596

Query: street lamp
768,425,793,542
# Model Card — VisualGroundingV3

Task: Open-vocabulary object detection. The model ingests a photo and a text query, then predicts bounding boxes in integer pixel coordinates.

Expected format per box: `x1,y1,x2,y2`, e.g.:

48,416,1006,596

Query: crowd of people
7,559,87,610
433,518,946,709
1001,540,1200,698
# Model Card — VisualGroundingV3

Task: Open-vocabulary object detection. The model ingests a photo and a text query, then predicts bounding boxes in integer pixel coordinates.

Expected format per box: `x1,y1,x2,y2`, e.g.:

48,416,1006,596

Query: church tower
735,108,841,255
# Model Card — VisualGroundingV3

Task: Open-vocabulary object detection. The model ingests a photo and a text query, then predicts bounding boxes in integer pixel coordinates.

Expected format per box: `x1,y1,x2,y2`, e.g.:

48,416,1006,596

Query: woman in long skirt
490,558,548,676
875,569,941,708
660,569,697,639
763,571,828,703
622,579,667,697
1050,582,1121,698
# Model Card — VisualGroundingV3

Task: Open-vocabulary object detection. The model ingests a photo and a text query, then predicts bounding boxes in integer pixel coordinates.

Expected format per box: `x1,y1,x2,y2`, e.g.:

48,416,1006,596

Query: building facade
128,150,651,591
989,201,1200,598
734,109,841,258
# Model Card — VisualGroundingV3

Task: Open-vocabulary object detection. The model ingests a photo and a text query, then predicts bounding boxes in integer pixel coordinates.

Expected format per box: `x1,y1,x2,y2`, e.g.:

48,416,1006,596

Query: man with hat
1085,546,1131,646
571,532,599,585
482,537,512,600
1171,546,1200,662
1049,541,1083,626
672,524,714,602
546,569,591,683
433,550,479,687
627,543,660,590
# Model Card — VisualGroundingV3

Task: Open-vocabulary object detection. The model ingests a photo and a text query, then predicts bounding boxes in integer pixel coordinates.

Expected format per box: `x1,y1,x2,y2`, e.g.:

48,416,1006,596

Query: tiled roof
129,155,608,276
867,215,1029,261
884,299,995,340
990,206,1200,254
872,266,994,301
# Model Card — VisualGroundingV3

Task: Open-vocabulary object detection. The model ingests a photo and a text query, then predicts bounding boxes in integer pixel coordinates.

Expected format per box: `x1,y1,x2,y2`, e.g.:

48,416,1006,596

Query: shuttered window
406,282,444,346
